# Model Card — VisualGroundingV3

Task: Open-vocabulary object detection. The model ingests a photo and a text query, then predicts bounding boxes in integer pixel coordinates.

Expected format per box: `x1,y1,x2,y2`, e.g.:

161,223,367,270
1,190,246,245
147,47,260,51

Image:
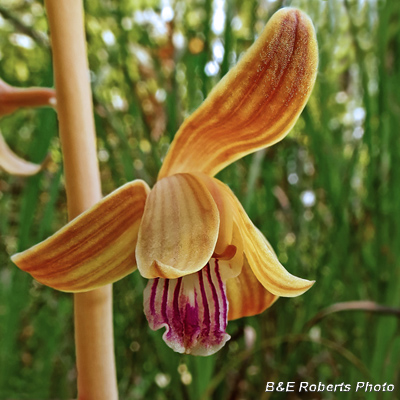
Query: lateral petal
0,132,47,176
11,180,150,292
213,177,315,297
227,256,278,321
136,173,219,279
158,8,318,179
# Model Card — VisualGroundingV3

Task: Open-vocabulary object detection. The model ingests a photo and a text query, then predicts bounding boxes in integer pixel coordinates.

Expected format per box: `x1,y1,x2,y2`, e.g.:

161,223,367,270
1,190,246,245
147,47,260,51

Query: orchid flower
11,8,318,356
0,78,56,176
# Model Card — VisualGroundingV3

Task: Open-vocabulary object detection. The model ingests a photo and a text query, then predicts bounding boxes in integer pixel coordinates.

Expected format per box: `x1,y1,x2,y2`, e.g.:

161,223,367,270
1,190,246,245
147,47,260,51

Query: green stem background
0,0,399,399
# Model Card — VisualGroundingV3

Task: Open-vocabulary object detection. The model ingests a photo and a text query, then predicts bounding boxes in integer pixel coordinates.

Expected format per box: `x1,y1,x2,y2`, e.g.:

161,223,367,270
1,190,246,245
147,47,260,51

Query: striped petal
144,259,232,356
212,177,315,297
227,256,278,321
0,79,56,117
136,173,219,279
197,172,234,257
0,132,48,176
11,180,150,292
158,8,318,179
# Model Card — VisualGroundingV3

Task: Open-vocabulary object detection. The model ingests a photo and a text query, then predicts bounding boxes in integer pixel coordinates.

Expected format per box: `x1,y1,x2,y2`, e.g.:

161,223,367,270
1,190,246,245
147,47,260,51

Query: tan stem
44,1,118,399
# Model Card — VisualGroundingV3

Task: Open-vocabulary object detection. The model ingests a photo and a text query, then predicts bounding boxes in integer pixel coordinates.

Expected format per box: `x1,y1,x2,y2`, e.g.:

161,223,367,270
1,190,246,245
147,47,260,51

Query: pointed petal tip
249,250,316,298
10,253,19,264
272,277,315,298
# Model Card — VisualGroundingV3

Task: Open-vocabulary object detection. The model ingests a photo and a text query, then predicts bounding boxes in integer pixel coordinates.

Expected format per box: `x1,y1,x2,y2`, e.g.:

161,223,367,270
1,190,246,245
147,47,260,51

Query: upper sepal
158,7,318,179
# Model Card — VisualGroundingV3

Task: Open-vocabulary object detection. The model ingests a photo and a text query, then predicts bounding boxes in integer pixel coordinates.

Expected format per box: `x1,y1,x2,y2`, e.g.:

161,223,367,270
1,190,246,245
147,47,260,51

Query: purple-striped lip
144,259,231,356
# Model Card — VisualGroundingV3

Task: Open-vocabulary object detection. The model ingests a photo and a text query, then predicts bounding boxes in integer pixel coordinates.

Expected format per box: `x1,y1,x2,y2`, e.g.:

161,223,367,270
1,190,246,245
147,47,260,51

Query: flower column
44,1,118,399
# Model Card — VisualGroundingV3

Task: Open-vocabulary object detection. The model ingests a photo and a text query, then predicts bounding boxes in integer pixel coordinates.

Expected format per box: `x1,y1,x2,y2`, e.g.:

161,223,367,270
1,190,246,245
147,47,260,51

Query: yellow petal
244,226,314,296
11,180,150,292
0,132,47,176
0,79,56,117
227,256,278,321
196,172,234,257
136,173,219,279
158,8,318,179
212,177,315,297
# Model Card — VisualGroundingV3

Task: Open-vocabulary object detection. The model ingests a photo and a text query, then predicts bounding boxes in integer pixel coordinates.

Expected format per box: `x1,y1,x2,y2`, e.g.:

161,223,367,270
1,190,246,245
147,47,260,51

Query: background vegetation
0,0,399,398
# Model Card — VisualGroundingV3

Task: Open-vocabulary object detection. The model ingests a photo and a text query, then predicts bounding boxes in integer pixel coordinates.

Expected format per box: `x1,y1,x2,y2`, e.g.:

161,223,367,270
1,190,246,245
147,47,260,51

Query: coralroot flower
12,8,318,355
0,78,56,176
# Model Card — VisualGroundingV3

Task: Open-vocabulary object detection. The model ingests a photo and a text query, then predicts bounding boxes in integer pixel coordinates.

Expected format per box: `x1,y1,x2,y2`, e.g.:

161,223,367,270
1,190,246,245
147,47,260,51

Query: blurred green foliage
1,0,400,399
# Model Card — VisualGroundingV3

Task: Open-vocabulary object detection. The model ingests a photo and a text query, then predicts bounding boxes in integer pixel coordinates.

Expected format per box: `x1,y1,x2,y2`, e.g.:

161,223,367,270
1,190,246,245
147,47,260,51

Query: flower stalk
44,0,118,398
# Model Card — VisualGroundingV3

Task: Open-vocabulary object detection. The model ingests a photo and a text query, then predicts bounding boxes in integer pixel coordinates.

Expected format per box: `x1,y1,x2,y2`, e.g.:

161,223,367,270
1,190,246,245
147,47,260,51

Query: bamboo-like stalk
44,1,118,399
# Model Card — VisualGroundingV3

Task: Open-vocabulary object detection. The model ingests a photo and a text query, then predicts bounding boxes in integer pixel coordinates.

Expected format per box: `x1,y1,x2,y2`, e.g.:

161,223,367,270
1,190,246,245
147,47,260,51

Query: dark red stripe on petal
214,260,228,325
172,277,184,340
198,269,210,337
205,263,221,337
